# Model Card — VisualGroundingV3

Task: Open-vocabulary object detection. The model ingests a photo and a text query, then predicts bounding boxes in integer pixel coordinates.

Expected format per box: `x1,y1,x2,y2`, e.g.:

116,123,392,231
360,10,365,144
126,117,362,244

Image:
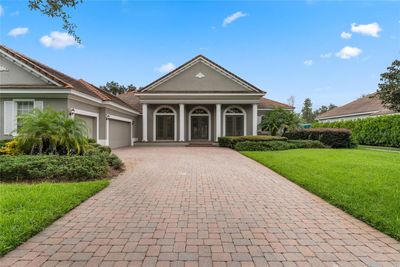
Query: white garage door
76,114,95,139
109,119,131,148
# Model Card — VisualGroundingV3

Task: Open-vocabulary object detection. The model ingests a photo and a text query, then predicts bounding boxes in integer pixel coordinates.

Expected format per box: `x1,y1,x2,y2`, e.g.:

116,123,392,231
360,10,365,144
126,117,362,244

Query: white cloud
40,31,79,49
156,62,176,74
10,10,20,16
0,5,4,17
8,27,29,37
320,52,332,59
341,32,352,39
222,11,248,27
336,46,362,59
351,22,382,37
303,60,313,66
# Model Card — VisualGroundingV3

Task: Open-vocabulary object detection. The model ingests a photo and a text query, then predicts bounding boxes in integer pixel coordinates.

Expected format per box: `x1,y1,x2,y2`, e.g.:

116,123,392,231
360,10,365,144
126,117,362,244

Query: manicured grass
242,149,400,240
359,145,400,152
0,180,109,255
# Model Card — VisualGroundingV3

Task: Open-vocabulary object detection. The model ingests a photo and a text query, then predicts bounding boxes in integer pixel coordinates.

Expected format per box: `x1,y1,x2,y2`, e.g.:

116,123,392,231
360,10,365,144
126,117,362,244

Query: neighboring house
0,45,140,148
317,93,397,122
1,45,292,147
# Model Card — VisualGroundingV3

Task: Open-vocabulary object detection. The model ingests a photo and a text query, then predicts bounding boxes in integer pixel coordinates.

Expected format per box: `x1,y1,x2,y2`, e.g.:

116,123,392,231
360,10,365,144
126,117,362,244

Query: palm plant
16,108,88,155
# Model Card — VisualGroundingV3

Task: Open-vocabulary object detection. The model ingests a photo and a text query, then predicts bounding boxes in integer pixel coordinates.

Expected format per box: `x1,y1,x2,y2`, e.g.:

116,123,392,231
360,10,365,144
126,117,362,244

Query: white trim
188,106,211,141
11,99,36,137
136,93,264,96
98,139,108,146
142,104,148,142
70,108,100,142
0,89,71,94
0,49,63,87
215,104,221,142
179,104,185,141
223,105,247,136
141,57,263,93
317,110,381,121
252,104,258,136
153,105,177,142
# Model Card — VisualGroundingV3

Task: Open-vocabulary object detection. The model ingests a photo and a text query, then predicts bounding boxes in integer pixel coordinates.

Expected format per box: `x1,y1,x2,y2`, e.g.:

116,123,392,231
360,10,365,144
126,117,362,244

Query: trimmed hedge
283,128,353,148
313,115,400,147
234,140,326,151
0,155,108,182
218,135,287,148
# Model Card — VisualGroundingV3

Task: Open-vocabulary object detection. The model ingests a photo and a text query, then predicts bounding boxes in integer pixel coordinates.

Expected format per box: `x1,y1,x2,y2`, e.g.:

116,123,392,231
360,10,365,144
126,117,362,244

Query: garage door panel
109,120,131,148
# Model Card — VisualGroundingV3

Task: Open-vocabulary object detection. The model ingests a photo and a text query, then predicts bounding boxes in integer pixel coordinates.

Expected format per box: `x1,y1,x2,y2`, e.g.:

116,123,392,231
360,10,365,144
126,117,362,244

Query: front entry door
191,116,209,140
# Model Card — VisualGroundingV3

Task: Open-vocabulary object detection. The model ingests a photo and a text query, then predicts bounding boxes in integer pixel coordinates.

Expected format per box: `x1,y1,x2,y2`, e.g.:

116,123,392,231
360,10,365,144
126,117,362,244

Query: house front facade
0,45,293,147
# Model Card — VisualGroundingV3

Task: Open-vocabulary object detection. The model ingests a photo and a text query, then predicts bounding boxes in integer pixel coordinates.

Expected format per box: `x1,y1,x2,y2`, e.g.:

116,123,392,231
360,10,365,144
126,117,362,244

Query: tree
301,98,314,123
313,104,337,117
99,81,137,95
287,96,295,107
260,107,300,136
28,0,83,43
377,60,400,112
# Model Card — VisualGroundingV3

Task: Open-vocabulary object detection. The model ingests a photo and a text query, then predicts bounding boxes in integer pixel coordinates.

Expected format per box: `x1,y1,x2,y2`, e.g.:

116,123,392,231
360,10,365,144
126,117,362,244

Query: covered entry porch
140,101,259,143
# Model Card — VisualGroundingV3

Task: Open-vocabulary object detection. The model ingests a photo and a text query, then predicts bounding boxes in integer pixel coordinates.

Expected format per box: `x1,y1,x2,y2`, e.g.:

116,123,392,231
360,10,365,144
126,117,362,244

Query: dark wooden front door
191,116,208,140
156,115,174,140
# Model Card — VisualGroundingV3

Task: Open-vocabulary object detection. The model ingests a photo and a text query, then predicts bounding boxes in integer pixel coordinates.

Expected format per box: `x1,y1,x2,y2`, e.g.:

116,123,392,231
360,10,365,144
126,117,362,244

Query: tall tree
99,81,137,95
301,98,314,123
28,0,83,42
377,60,400,112
287,96,295,107
313,104,337,117
260,107,300,136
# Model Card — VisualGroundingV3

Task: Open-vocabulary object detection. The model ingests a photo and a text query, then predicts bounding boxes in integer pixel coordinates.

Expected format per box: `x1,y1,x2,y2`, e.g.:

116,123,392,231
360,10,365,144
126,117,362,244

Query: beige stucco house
0,45,293,148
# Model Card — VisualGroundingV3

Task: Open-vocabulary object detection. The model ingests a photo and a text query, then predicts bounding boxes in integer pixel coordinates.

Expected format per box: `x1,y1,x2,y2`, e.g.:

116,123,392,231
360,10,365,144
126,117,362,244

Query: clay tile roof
258,98,294,109
317,93,395,120
116,90,142,112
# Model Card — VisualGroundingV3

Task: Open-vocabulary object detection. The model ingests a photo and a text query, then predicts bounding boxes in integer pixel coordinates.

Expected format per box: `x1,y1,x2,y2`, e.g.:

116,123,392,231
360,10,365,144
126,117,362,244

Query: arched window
189,106,211,141
153,106,177,141
223,106,246,136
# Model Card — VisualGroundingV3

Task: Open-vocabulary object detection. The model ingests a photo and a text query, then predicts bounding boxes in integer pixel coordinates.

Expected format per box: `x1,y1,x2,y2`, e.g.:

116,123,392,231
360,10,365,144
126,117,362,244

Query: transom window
192,108,208,115
225,107,244,114
156,107,174,114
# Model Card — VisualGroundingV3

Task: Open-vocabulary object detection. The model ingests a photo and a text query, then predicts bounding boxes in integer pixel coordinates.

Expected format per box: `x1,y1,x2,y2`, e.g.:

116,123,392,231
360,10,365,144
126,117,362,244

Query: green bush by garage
313,115,400,148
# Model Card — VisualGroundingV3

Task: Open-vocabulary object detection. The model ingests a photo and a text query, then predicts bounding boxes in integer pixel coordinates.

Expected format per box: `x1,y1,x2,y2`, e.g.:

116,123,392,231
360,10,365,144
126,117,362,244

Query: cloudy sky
1,0,399,110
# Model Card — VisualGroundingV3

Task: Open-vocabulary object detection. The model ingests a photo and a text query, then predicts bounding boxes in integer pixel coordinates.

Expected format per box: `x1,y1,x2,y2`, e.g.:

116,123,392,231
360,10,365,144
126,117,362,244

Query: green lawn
242,149,400,240
0,180,109,255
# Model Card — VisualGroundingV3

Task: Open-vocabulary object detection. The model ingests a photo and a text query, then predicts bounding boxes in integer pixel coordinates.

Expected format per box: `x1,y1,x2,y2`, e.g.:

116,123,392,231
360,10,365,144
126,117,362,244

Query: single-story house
316,93,397,122
1,45,293,147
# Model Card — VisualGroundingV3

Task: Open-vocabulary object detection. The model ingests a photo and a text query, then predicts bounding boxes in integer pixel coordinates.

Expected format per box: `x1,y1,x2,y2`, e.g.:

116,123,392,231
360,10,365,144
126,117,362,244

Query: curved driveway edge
1,147,399,266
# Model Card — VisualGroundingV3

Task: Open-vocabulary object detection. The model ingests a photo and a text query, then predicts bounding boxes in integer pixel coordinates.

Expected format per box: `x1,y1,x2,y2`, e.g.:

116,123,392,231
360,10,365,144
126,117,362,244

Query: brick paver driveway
2,147,400,267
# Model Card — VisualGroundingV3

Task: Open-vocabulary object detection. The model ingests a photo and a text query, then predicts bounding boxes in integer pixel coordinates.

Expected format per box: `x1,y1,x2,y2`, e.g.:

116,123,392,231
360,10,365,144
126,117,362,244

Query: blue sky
1,0,399,110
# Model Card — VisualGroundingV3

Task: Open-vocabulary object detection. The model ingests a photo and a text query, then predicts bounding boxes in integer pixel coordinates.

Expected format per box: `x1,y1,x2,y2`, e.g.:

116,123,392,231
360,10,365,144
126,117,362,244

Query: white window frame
188,106,211,141
153,105,177,141
11,99,36,136
222,105,247,136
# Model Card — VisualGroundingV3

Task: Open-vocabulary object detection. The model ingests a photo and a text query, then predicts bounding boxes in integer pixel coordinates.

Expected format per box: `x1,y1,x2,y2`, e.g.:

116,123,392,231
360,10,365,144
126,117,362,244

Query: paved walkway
1,147,399,267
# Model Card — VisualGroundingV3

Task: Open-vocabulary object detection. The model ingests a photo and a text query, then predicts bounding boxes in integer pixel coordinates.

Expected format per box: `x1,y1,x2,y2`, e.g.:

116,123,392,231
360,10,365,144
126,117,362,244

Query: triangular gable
141,55,264,93
0,45,71,88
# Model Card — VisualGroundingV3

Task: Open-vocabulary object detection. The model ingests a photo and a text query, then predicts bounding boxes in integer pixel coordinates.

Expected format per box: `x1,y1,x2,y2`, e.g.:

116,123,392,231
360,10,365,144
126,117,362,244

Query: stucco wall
0,56,48,85
149,62,252,93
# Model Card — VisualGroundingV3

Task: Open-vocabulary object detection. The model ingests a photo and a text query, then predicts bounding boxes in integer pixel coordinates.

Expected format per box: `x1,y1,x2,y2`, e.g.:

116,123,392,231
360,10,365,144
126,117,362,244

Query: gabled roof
140,55,265,94
0,45,139,113
117,90,142,112
258,98,294,110
317,93,395,120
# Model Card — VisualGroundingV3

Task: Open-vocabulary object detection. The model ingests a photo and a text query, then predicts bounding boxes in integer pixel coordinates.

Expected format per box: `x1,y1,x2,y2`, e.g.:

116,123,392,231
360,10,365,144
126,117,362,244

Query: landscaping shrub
234,140,325,151
283,128,353,148
218,135,287,148
313,115,400,147
0,155,108,182
107,154,124,170
0,140,21,156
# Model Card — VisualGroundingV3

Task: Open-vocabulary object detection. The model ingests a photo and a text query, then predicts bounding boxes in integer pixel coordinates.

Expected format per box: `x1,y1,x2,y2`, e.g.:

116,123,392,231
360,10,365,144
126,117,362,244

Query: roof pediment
140,55,265,94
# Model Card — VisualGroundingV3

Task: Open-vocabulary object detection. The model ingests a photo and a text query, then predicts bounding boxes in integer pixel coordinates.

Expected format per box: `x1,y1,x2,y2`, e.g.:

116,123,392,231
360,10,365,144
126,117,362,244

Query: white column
142,104,148,142
215,104,221,141
252,103,258,136
179,104,185,141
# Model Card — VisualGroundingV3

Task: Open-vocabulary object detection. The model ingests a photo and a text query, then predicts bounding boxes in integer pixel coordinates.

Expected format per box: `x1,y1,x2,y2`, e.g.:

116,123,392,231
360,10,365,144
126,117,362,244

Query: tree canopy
260,107,300,136
99,81,138,95
377,60,400,112
28,0,83,42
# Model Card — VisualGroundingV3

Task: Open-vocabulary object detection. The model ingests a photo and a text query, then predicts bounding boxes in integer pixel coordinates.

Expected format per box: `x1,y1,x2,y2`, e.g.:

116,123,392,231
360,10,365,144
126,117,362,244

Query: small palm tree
16,108,88,155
